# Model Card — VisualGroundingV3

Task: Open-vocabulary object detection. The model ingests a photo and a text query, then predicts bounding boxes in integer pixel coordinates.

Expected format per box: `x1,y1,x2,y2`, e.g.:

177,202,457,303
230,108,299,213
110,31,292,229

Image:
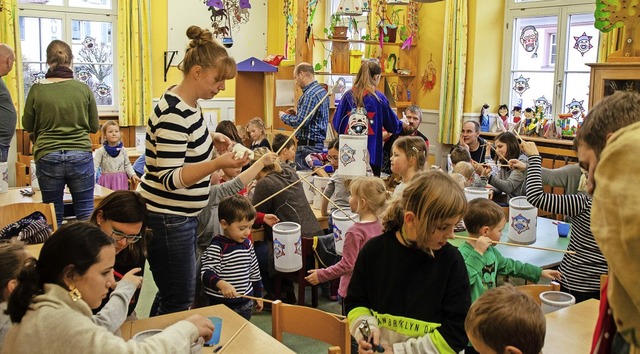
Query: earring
68,284,82,302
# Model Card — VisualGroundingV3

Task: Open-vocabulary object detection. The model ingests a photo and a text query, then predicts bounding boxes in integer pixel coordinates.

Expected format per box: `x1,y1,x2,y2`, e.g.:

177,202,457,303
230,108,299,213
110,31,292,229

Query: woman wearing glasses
89,190,147,329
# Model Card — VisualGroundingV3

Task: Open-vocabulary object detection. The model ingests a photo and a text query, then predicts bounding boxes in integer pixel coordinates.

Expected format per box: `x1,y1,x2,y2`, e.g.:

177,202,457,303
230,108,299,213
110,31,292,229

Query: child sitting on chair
271,133,296,169
465,284,546,354
460,198,561,303
201,195,264,320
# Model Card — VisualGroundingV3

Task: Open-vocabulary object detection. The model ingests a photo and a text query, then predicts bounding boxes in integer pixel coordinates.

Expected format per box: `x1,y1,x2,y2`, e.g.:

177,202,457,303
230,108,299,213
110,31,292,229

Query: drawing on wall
520,25,539,58
573,32,593,56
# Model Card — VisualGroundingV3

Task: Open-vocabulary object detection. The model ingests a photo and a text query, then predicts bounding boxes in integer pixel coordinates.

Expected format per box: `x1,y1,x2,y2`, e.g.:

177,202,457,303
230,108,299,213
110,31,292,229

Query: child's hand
358,326,383,354
263,214,280,227
254,299,264,312
258,152,279,166
474,236,493,255
121,267,143,289
217,280,237,298
131,175,141,184
541,269,561,281
470,160,485,175
508,159,526,172
305,270,320,285
487,189,494,200
520,141,539,156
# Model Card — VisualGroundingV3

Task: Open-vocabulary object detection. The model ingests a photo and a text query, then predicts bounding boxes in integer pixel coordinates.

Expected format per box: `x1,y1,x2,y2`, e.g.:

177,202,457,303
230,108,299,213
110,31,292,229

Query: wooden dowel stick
486,141,508,163
276,89,332,155
453,235,576,254
216,322,248,353
253,167,325,208
237,294,276,304
298,174,357,223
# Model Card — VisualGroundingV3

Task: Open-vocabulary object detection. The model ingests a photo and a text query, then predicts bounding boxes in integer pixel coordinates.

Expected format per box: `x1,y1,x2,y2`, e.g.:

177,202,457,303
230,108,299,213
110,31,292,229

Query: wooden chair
516,282,560,306
0,202,58,231
272,300,350,354
15,162,28,187
274,237,319,307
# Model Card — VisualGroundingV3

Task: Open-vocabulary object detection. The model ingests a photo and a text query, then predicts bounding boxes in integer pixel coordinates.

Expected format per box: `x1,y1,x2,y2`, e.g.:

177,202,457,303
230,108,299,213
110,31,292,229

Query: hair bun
186,25,213,48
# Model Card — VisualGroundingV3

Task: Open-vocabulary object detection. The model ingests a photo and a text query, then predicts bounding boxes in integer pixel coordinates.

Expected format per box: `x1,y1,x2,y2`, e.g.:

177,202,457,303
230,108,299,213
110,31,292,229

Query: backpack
0,211,52,244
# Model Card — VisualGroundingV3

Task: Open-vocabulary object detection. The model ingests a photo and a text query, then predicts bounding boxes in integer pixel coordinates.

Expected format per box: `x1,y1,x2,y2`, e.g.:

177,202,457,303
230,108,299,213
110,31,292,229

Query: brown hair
0,242,29,302
463,198,505,235
46,40,73,68
218,194,256,225
349,176,389,216
216,120,243,144
351,60,382,107
100,120,120,144
253,147,283,174
382,170,466,254
180,25,236,81
450,146,472,165
392,136,428,173
575,90,640,158
272,133,295,153
492,131,521,162
294,62,315,77
465,284,545,354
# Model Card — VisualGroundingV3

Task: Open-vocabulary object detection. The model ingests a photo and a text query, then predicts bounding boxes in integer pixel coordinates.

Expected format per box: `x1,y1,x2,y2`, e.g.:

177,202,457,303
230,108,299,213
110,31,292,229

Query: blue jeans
0,144,8,163
295,142,324,170
36,150,95,225
146,211,198,316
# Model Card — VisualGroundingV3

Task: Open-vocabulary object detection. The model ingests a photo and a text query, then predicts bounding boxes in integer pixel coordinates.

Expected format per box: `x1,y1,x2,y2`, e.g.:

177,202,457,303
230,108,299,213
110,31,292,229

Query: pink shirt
316,220,383,297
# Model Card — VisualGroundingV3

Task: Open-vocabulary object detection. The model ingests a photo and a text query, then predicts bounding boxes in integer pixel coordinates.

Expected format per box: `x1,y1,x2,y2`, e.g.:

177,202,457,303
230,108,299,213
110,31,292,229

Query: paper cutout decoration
421,54,437,92
520,25,539,58
566,98,585,120
533,96,551,117
336,0,363,15
512,75,530,96
573,32,593,56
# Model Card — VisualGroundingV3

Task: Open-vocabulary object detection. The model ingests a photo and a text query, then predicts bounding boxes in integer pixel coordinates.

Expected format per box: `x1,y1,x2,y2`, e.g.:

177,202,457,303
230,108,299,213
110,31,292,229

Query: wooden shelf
315,72,415,78
315,38,416,47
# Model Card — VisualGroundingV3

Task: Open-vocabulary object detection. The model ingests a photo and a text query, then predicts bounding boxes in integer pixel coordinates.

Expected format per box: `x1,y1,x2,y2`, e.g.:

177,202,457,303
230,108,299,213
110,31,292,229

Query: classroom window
501,0,597,118
18,0,117,113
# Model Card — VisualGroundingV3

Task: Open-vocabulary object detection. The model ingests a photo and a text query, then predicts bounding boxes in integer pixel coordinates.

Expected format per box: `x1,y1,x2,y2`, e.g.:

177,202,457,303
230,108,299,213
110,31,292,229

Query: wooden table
450,217,569,269
120,304,294,353
0,185,114,209
542,299,599,353
251,207,329,242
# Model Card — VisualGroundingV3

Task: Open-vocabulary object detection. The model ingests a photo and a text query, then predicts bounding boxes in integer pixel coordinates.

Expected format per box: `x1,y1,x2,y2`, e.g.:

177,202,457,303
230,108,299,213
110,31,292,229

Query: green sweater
22,79,99,161
459,241,542,302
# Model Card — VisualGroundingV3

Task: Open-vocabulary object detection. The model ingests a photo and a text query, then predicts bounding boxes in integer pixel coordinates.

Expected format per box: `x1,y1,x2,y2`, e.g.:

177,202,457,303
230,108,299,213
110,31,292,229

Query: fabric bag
312,234,341,268
0,211,52,244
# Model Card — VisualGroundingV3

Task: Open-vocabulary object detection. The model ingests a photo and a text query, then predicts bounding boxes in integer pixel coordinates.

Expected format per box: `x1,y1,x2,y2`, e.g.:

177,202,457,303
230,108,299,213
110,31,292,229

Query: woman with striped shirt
138,26,249,316
514,141,607,302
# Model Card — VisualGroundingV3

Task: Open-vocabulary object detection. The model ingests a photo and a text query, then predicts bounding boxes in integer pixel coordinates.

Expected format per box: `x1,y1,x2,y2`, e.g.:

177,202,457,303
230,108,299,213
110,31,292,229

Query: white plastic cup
508,196,537,245
0,162,8,193
272,222,303,272
331,210,359,255
540,291,576,314
464,187,489,201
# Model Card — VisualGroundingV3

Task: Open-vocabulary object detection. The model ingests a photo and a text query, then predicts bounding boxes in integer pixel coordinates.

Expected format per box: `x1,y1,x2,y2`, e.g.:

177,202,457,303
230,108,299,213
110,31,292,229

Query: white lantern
331,210,359,255
508,196,537,245
464,187,489,201
0,162,8,193
30,160,39,191
312,176,331,210
272,222,303,272
540,291,575,314
338,135,369,179
296,171,315,203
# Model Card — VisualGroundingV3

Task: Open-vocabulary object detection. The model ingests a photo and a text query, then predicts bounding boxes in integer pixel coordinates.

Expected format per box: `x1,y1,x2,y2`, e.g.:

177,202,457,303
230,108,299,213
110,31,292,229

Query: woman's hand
520,140,539,156
258,152,279,167
262,213,280,227
508,159,527,172
217,280,238,298
184,315,214,341
211,132,233,153
304,270,320,285
121,267,143,289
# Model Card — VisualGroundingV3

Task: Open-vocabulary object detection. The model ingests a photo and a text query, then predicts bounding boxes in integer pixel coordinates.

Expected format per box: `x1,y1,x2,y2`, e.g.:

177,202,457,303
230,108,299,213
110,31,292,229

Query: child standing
306,177,388,314
246,117,271,150
390,135,427,196
94,120,139,190
201,194,264,320
460,198,561,303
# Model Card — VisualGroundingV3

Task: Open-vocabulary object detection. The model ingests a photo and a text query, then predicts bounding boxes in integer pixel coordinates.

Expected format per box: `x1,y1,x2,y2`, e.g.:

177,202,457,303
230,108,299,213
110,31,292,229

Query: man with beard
381,105,429,175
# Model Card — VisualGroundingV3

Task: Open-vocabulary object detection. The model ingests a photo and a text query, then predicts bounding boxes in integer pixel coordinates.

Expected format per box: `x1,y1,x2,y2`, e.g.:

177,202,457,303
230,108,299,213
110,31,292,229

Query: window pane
20,17,62,62
68,0,112,10
566,14,599,71
509,70,554,112
71,20,113,106
22,63,48,98
18,0,63,6
512,16,558,71
563,72,590,116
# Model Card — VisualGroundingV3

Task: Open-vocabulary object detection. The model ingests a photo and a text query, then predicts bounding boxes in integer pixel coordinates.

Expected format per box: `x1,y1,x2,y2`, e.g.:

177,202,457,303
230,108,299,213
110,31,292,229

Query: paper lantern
312,176,331,210
331,210,359,255
464,187,489,201
508,196,537,245
296,171,315,203
338,134,369,179
272,222,303,272
0,162,8,194
540,291,575,314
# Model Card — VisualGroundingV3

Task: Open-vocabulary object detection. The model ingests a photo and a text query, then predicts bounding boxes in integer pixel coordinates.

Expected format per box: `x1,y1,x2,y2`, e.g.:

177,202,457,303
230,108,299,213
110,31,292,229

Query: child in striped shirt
201,194,263,320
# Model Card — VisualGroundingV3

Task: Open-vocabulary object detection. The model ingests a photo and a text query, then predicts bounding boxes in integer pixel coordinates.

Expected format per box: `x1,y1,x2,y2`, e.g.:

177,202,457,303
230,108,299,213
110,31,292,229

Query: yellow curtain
117,0,152,126
597,28,622,63
0,0,24,124
438,0,467,144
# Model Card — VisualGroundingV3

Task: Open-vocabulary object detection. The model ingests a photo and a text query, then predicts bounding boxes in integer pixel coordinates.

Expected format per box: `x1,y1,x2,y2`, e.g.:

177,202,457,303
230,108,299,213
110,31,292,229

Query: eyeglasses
107,221,142,244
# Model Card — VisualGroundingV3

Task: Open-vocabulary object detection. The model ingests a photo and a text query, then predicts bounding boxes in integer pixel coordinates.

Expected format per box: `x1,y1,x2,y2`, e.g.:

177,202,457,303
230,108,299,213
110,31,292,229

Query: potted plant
377,8,403,43
324,13,349,40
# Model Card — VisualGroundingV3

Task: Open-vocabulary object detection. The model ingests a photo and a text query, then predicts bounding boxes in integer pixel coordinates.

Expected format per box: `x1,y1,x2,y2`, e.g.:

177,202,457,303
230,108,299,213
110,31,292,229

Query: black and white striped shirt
526,155,607,293
138,91,213,216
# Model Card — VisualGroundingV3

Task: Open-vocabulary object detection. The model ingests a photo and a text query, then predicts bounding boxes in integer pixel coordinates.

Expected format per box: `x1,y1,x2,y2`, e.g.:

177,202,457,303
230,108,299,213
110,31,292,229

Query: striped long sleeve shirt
201,236,262,305
525,155,607,293
138,91,214,216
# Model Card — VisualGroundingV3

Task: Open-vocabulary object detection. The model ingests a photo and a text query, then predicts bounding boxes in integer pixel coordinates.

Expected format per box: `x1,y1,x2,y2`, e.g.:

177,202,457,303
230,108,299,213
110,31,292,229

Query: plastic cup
557,223,570,238
204,317,223,347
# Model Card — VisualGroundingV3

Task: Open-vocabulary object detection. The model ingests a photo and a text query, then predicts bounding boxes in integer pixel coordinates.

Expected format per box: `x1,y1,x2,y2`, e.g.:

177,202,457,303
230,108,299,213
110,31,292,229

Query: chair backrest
272,300,350,354
516,282,560,306
15,162,28,187
0,202,58,232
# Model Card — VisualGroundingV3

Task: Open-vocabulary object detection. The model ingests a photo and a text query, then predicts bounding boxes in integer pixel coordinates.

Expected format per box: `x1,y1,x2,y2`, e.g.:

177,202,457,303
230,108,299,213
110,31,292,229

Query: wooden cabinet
588,62,640,109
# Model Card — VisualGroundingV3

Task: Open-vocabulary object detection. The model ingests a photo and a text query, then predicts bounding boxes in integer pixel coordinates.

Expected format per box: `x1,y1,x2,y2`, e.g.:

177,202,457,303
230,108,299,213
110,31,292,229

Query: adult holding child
3,223,214,354
137,25,249,316
22,39,99,225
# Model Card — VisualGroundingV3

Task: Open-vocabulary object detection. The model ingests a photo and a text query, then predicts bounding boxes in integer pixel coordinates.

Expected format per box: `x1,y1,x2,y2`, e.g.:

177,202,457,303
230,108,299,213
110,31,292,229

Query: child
480,132,527,201
460,198,561,303
453,161,475,187
215,120,243,144
321,138,350,217
271,133,296,168
246,117,271,150
93,120,139,190
465,284,545,354
450,145,472,166
201,194,264,320
236,124,251,147
347,170,471,354
390,135,427,196
306,177,388,314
